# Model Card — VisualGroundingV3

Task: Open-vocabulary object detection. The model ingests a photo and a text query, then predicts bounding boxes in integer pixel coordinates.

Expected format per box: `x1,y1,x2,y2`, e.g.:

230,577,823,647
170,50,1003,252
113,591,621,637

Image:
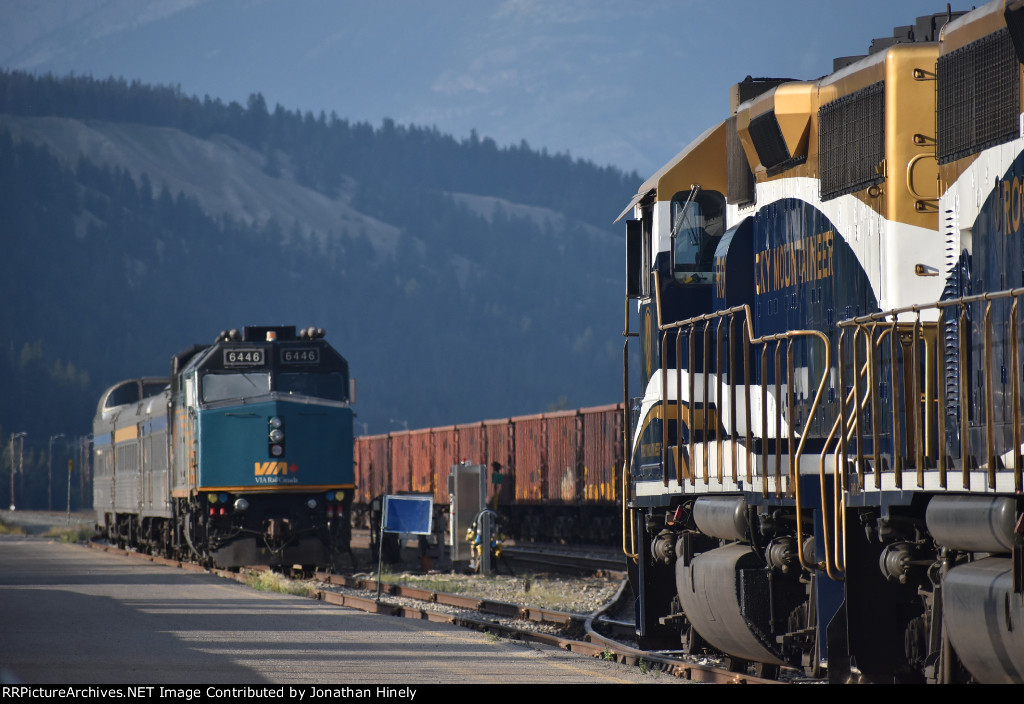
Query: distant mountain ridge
0,69,637,450
1,113,404,253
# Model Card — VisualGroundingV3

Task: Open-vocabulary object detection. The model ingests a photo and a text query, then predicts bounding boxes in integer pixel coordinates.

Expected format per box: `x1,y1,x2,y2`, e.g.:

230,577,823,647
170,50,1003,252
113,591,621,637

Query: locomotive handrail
1011,298,1021,492
906,152,940,208
837,285,1024,322
622,289,639,563
643,280,1024,577
650,271,831,574
823,319,952,577
819,325,914,579
837,287,1024,493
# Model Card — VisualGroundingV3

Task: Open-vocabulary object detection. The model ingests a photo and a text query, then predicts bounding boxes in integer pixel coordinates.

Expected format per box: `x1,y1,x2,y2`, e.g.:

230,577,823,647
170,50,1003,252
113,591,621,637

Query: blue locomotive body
94,325,355,569
619,3,1023,683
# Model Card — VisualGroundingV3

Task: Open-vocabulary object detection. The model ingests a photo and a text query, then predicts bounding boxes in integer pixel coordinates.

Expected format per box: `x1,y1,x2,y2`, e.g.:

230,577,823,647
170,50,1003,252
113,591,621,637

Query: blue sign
382,495,433,535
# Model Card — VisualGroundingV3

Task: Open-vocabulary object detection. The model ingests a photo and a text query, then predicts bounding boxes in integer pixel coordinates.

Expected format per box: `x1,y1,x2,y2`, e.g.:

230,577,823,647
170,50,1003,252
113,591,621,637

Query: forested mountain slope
0,71,638,465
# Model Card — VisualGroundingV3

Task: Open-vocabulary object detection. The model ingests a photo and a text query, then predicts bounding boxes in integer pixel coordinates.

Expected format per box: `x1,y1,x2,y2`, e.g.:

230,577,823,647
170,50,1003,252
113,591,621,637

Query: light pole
48,434,64,512
9,432,25,511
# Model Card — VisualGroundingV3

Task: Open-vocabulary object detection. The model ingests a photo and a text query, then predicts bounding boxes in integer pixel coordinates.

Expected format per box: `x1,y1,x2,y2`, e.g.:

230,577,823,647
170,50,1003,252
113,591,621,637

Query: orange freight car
352,403,622,543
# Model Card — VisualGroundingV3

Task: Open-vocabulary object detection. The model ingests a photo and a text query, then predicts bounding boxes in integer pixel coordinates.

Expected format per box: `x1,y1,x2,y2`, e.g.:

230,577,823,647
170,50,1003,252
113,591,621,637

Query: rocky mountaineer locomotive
93,325,355,569
618,2,1023,683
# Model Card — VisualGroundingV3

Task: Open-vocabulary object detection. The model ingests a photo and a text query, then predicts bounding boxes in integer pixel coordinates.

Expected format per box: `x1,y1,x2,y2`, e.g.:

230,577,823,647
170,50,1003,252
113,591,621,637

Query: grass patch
0,519,26,535
638,659,661,678
385,574,472,594
244,570,317,597
42,526,92,543
508,578,575,608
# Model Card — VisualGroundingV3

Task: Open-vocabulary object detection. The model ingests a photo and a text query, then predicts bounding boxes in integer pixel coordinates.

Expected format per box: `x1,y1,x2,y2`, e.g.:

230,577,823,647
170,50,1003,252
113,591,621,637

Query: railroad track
500,544,626,575
306,568,792,683
350,529,625,575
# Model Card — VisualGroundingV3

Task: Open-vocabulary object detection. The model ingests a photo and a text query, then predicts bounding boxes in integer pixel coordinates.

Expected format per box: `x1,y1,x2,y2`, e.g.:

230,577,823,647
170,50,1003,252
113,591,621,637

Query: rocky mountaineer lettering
1001,175,1024,235
754,229,834,295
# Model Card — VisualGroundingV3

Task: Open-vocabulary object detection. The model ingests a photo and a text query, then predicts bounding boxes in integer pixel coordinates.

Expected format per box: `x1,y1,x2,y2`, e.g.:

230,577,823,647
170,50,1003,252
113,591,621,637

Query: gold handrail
632,275,1024,571
621,287,638,563
652,271,833,572
983,300,995,487
1012,298,1022,492
789,330,832,573
906,152,939,208
834,289,1024,516
676,328,685,485
818,325,915,579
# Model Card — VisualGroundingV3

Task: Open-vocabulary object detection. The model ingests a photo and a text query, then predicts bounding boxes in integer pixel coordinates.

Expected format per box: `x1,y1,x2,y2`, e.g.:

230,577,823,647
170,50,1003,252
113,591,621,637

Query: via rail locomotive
619,2,1024,683
93,325,355,569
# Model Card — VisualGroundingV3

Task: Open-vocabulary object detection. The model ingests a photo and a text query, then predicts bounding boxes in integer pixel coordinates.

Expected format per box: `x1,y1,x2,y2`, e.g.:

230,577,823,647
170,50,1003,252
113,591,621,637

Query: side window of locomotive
201,372,271,403
631,404,682,480
142,381,169,398
671,190,725,283
277,372,347,401
104,381,140,409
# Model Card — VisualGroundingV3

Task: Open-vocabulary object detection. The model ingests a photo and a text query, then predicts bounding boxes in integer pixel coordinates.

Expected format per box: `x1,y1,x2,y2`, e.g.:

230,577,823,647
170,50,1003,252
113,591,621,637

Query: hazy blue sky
0,0,969,175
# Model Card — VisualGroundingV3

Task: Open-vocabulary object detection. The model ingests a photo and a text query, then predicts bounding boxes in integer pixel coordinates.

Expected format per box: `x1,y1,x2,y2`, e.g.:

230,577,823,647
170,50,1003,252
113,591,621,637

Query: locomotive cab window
671,189,725,284
201,372,271,403
278,371,348,402
142,381,169,398
104,380,140,409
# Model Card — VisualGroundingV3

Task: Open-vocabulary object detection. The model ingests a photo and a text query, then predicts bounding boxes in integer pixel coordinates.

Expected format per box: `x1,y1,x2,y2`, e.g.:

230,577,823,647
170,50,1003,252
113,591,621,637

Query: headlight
234,498,250,512
306,498,319,510
268,416,286,457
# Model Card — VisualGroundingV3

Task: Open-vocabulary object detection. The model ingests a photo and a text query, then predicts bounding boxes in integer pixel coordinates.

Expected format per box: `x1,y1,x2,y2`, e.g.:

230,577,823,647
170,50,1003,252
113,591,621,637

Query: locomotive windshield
278,371,347,401
201,372,271,402
200,370,348,403
671,189,725,284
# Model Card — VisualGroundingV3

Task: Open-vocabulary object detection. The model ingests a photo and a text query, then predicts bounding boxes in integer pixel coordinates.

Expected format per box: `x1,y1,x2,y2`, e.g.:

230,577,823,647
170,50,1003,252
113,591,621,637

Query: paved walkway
0,535,678,685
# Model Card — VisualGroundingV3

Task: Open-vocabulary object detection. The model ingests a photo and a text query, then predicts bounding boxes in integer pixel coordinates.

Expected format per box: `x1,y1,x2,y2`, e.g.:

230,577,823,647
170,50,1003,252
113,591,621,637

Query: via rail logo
254,461,299,484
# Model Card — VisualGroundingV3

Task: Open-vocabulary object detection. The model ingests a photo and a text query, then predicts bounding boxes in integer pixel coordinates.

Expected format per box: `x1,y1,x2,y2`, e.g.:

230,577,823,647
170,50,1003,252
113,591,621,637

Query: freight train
353,404,623,544
93,325,356,569
618,1,1024,683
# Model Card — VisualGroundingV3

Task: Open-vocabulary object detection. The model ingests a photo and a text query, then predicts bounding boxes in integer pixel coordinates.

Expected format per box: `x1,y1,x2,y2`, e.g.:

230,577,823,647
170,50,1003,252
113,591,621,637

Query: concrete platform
0,534,678,685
